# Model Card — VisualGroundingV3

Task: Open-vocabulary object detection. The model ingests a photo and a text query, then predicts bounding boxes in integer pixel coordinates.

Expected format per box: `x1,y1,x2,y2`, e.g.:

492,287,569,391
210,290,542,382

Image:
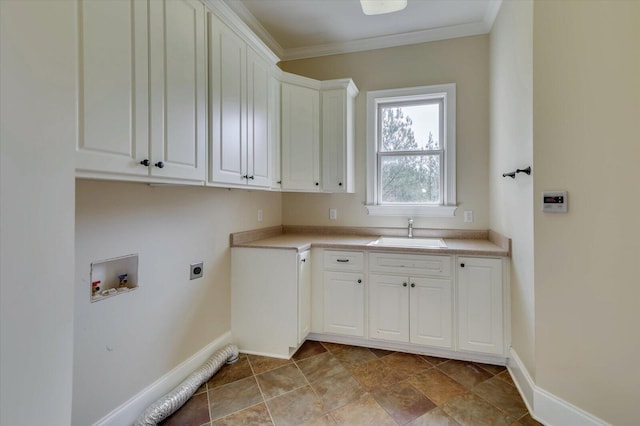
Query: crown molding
484,0,504,32
280,20,492,61
202,0,280,63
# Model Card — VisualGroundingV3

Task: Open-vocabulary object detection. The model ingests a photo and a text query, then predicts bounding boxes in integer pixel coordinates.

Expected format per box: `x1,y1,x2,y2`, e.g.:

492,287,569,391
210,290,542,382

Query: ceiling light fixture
360,0,408,16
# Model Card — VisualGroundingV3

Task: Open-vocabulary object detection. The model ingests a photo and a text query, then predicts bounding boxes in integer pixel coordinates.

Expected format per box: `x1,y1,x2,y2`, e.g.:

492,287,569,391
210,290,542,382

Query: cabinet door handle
248,175,255,180
140,159,150,167
357,279,362,284
411,283,415,288
154,161,164,169
336,259,349,263
315,182,319,186
402,282,408,287
301,258,306,263
277,181,282,184
338,182,343,186
460,263,465,268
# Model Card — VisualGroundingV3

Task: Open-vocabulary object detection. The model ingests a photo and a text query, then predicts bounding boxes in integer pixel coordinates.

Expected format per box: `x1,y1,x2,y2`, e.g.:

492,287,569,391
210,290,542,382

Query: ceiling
221,0,502,61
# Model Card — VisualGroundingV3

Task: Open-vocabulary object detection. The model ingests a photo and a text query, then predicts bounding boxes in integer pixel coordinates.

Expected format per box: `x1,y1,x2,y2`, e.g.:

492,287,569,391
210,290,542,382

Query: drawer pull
336,259,350,263
402,282,408,287
411,283,415,288
357,279,362,284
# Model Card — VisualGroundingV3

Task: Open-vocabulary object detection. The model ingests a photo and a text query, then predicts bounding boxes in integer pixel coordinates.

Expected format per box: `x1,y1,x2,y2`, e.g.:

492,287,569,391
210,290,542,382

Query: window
366,84,457,216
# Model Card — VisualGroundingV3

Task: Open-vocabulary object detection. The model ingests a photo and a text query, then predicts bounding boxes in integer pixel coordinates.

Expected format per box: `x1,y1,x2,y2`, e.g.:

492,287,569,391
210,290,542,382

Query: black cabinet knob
411,283,415,288
460,263,465,268
338,182,343,186
140,159,150,167
357,279,362,284
242,175,248,179
154,161,164,169
301,258,306,263
249,176,255,180
315,182,319,186
277,181,282,184
402,282,408,287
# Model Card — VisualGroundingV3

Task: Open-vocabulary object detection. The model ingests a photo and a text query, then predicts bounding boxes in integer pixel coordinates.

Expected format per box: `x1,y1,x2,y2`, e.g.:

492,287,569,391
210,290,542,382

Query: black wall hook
503,166,531,179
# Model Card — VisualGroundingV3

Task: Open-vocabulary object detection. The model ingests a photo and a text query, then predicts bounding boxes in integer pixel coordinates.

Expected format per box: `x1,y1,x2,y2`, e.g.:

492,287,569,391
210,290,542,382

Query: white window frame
365,83,457,217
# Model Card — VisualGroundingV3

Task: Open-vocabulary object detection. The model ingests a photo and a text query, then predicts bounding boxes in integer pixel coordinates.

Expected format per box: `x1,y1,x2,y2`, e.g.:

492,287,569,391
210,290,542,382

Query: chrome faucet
408,218,414,238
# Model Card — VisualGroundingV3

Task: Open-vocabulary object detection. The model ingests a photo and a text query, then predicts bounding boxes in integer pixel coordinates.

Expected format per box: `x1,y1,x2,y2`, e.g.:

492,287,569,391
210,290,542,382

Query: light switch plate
329,208,337,220
464,210,473,223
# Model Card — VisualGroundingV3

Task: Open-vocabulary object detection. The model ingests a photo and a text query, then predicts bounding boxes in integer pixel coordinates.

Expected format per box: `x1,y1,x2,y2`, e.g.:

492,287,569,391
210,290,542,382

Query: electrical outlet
464,210,473,223
190,262,203,280
329,208,337,220
257,209,263,222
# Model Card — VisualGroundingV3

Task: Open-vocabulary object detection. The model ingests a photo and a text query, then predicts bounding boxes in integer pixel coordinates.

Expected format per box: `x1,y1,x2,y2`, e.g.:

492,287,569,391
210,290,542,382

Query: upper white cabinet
321,81,358,193
456,257,505,355
76,0,206,183
280,74,358,193
281,80,321,191
208,14,275,188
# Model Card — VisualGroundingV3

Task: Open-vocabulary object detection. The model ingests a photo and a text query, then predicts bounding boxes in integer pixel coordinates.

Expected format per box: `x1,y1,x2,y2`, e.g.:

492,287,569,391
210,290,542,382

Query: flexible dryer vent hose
134,344,239,426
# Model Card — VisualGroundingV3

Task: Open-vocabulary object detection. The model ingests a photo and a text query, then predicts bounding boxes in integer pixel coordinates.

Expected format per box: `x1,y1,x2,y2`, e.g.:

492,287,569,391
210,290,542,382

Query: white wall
74,180,281,425
279,36,490,230
0,1,77,424
489,1,535,376
533,1,640,424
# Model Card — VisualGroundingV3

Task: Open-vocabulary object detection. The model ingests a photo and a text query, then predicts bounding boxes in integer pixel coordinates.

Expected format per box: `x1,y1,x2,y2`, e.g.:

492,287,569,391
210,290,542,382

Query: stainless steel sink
368,237,447,248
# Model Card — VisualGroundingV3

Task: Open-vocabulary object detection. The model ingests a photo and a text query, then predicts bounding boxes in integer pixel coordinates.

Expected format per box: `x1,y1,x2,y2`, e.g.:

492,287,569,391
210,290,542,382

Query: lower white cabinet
323,271,365,337
456,256,504,355
231,248,310,358
369,274,453,349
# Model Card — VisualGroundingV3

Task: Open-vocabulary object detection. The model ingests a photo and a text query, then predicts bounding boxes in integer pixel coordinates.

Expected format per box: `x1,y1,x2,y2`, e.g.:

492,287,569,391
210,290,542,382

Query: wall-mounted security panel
542,191,568,213
90,254,139,302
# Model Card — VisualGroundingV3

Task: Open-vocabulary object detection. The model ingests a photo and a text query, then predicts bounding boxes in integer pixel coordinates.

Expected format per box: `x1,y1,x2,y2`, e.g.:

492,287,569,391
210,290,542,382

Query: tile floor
160,341,542,426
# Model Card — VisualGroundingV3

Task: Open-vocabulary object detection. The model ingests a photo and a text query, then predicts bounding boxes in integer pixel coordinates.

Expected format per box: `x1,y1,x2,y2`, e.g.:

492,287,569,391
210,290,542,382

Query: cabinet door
246,48,271,187
269,76,282,189
281,83,320,191
323,272,364,337
410,277,453,348
208,13,246,185
76,0,149,176
321,89,355,193
457,257,504,355
369,274,409,342
298,251,311,344
149,0,206,182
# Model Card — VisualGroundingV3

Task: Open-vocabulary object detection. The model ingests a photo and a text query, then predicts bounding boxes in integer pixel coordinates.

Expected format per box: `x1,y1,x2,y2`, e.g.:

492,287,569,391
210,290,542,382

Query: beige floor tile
349,358,407,391
332,346,378,369
408,368,468,405
206,356,253,390
293,341,327,361
330,393,396,426
496,370,516,386
265,385,327,426
310,368,365,411
437,360,493,389
208,376,263,421
210,402,273,425
405,406,462,426
472,377,528,419
256,364,307,400
371,381,437,424
473,362,507,375
296,351,347,383
442,393,515,426
247,354,293,375
516,413,543,425
382,352,433,376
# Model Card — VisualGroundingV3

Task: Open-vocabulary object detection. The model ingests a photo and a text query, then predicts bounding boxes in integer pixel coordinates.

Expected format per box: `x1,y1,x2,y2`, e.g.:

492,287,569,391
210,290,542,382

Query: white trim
308,333,507,366
483,0,504,32
366,84,456,216
365,204,457,217
202,0,280,63
280,21,491,61
508,347,611,426
93,332,233,426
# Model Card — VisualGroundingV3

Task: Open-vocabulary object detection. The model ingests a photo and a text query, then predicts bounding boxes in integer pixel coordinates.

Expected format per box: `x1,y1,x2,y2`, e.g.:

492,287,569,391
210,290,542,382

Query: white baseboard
93,331,233,426
508,347,610,426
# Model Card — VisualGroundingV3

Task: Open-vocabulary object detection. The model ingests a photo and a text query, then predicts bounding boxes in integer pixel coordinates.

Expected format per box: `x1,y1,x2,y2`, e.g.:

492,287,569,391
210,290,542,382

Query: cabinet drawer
369,252,451,277
323,250,364,271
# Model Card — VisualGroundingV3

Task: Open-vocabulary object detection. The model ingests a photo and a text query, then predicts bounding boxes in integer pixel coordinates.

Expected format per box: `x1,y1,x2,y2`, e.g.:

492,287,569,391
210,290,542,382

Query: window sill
365,204,458,217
